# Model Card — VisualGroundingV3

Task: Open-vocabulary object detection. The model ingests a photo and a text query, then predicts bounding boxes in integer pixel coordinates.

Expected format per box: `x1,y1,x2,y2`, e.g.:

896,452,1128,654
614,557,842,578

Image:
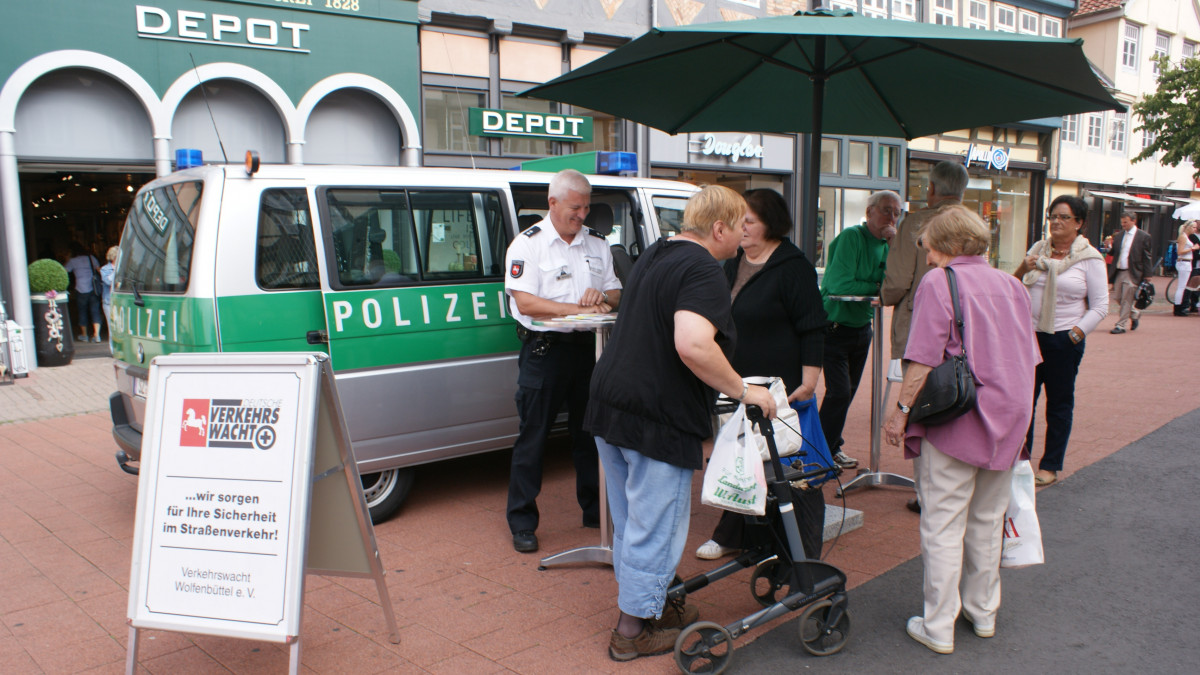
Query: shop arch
297,74,421,167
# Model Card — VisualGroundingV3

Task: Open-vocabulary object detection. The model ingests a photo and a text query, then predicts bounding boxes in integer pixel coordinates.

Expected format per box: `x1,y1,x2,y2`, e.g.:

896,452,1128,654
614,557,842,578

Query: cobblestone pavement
0,284,1195,673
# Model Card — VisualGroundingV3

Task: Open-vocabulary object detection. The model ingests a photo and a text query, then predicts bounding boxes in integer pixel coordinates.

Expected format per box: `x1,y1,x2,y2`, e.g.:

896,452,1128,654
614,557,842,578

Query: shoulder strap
944,266,968,362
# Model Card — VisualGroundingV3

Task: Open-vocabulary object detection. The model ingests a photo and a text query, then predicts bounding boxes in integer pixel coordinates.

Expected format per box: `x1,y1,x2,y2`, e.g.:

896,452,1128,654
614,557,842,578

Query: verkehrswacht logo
180,399,279,450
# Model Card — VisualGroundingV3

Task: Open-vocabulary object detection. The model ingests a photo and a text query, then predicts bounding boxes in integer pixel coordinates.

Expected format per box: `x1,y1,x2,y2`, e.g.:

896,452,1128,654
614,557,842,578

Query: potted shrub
28,258,75,367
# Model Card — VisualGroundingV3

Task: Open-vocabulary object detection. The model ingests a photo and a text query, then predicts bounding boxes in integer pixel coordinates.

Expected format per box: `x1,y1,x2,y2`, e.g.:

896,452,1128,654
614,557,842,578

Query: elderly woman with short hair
883,205,1040,655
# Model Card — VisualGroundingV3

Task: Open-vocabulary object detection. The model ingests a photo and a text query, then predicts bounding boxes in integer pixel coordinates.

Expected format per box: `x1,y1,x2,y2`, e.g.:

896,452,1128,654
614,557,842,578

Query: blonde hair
921,204,990,257
106,245,119,263
682,185,746,236
1179,220,1197,237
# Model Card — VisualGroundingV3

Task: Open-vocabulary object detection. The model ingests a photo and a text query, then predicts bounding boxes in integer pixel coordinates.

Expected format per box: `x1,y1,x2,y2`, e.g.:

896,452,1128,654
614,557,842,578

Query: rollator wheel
674,621,733,675
797,599,850,656
749,558,787,607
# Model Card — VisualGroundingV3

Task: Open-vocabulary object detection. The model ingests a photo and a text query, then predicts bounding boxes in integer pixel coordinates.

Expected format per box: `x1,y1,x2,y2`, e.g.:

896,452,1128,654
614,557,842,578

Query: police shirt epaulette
523,225,541,237
587,228,605,239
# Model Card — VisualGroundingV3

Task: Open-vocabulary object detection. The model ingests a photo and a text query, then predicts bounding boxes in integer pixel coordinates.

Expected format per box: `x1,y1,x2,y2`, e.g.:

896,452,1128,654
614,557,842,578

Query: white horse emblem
182,408,207,437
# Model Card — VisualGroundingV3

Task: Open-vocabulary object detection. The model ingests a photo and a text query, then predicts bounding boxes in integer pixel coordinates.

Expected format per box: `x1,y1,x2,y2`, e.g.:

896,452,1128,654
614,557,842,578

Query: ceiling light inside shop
126,185,133,192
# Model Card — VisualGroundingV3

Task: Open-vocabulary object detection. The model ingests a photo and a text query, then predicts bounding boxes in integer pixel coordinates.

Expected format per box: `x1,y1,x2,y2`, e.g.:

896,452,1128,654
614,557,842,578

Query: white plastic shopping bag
718,377,802,459
1001,460,1045,568
701,403,767,516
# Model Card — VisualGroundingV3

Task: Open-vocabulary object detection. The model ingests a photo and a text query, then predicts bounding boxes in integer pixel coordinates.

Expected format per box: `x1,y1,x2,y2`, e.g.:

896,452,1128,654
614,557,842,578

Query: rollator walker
669,400,851,674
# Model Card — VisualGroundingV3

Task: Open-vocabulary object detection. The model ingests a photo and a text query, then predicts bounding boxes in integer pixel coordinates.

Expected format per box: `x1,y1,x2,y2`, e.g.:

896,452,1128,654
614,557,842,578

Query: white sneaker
833,451,859,469
906,617,953,654
963,613,995,638
695,539,736,560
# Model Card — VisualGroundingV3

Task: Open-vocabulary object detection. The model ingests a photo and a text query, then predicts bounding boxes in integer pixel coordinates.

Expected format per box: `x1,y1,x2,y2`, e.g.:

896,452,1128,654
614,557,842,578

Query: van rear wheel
362,469,415,524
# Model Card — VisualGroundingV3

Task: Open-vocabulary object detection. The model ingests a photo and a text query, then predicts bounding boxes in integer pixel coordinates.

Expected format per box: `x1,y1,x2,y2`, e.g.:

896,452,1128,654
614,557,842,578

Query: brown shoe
608,625,680,662
647,597,699,630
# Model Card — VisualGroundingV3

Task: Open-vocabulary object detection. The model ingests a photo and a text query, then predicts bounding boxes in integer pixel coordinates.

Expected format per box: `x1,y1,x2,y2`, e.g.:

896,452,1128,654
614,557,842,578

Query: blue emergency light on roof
175,149,203,170
596,151,637,175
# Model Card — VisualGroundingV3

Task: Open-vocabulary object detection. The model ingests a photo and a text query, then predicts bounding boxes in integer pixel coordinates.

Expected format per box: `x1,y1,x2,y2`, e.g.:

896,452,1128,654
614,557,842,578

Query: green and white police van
108,162,697,522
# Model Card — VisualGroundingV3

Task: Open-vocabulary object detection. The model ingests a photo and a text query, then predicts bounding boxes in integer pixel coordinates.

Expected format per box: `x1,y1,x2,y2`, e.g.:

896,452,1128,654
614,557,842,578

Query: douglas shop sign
469,108,593,142
689,134,764,163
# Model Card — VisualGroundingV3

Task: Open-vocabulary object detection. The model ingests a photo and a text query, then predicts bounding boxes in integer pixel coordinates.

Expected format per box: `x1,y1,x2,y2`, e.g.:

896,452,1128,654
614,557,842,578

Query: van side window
256,189,319,290
652,196,689,240
114,181,201,294
322,188,508,288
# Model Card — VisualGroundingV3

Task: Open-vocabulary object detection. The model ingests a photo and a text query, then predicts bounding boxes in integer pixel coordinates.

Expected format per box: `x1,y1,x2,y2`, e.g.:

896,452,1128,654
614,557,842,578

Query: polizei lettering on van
327,283,509,335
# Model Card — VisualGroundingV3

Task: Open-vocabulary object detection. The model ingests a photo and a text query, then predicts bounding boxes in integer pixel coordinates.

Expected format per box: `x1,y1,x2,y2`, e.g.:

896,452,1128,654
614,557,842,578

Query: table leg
540,325,614,569
838,302,915,496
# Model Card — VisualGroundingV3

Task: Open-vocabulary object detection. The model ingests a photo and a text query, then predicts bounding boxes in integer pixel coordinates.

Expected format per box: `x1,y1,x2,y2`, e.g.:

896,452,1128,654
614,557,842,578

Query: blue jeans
1026,330,1085,473
595,436,692,620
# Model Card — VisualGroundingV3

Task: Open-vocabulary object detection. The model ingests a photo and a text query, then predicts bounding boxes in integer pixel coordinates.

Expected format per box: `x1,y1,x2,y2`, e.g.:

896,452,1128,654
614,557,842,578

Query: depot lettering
468,108,593,142
135,5,311,54
330,289,509,333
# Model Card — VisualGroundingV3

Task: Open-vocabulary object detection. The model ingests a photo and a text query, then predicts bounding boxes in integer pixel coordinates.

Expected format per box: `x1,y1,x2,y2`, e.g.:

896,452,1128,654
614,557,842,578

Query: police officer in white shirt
504,169,622,553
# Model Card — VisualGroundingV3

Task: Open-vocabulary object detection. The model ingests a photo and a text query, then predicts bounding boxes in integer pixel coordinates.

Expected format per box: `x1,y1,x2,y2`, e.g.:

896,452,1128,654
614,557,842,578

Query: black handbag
909,267,977,426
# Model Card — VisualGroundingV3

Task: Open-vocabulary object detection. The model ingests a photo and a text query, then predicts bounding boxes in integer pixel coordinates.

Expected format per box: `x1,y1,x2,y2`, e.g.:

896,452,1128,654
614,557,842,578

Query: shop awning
1086,190,1176,207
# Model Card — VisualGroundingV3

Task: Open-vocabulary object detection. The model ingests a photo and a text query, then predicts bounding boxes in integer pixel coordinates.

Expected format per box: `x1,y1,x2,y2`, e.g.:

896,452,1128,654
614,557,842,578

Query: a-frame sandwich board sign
125,352,398,674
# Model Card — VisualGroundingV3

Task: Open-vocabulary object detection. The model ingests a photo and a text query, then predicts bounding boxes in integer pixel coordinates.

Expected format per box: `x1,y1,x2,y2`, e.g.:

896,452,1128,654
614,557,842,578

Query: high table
826,295,915,497
529,314,615,570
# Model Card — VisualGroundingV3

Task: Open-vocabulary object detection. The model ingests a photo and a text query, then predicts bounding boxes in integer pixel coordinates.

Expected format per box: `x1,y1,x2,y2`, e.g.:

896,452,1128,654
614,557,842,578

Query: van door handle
306,330,328,345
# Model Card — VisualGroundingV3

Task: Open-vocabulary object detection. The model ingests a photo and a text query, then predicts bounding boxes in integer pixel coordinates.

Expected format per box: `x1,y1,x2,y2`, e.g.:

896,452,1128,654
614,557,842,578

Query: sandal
1034,471,1057,487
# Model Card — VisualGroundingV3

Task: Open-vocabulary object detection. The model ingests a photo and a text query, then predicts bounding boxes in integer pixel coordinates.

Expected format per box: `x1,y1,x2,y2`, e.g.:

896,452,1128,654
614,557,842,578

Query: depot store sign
469,108,593,142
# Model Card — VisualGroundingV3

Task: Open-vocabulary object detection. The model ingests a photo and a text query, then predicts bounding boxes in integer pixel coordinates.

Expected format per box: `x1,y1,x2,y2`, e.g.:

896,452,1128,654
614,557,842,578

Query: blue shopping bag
781,396,838,487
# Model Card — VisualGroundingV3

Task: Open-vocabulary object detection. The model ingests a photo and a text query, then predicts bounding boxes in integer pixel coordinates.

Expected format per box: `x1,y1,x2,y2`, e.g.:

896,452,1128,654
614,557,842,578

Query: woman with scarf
1013,195,1108,487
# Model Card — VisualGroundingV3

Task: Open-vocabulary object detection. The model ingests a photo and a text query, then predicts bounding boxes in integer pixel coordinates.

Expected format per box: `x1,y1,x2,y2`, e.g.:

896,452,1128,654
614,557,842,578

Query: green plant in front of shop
28,258,68,294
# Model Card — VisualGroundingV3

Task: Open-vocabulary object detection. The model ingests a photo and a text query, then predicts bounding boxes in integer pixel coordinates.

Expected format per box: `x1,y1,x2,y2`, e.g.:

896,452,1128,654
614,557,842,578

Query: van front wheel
362,469,415,524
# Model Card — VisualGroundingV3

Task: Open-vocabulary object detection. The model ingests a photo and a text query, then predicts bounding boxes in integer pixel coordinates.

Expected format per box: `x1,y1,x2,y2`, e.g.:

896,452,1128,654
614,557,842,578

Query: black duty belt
515,325,593,345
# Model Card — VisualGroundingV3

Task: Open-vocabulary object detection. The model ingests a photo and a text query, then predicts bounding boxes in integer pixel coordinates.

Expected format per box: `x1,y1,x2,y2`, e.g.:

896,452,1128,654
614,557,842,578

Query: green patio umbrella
521,9,1124,236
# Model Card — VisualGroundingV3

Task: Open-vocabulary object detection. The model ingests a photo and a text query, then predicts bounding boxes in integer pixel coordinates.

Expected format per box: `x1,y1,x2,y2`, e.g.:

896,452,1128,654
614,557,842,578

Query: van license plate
133,377,149,399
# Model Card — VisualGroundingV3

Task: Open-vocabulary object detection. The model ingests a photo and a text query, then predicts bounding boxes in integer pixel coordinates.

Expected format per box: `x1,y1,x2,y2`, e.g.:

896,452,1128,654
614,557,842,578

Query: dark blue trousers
819,323,873,453
1026,330,1086,473
507,332,600,534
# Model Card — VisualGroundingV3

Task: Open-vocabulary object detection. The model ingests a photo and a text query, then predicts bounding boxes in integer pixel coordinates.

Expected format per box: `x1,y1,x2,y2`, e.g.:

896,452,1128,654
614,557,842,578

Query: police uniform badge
510,260,524,278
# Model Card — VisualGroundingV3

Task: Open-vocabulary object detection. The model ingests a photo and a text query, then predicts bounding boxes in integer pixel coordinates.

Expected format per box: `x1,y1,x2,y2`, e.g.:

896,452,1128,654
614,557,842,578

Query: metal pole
803,37,826,257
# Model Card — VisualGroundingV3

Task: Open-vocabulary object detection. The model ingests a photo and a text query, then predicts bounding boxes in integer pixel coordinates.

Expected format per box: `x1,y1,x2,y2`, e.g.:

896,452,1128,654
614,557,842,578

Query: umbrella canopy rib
726,37,816,78
672,45,783,132
832,35,913,139
911,40,1124,112
825,41,921,78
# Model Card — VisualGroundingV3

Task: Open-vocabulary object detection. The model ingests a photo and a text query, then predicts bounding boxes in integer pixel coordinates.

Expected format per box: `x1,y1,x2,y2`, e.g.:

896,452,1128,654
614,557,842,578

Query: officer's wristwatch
897,402,912,414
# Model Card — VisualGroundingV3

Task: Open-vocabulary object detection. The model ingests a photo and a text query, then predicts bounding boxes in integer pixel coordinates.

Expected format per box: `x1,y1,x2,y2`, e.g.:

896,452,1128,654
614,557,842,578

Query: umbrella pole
803,37,825,257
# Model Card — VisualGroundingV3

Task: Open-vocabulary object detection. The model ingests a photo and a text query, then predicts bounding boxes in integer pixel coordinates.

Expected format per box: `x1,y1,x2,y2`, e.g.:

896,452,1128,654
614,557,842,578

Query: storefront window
424,88,486,153
571,106,623,153
848,141,870,176
501,95,555,157
908,158,1031,272
815,186,872,268
820,138,840,174
878,145,899,178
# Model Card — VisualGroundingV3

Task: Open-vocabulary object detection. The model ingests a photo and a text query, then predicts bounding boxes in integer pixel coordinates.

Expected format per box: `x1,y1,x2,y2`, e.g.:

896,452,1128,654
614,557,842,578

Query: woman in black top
696,188,829,561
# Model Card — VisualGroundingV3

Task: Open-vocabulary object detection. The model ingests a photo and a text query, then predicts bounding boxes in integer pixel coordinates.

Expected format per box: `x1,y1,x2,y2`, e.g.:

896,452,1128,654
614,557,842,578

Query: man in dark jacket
1108,212,1152,334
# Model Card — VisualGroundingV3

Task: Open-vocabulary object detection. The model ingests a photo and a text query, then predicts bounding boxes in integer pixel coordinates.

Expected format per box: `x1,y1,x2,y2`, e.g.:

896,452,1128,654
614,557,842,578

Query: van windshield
114,181,202,294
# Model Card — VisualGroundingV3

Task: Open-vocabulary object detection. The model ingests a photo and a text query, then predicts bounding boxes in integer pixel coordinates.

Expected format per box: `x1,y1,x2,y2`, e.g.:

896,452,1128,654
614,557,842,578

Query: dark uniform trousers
507,330,600,534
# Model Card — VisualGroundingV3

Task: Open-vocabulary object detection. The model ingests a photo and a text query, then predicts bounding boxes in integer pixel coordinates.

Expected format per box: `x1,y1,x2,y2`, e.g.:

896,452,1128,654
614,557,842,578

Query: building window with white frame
933,0,957,25
966,0,989,29
1085,114,1103,149
891,0,917,21
1018,10,1038,35
994,4,1016,32
1109,112,1127,154
860,0,889,18
1142,119,1158,152
1184,41,1197,60
1153,32,1171,75
1122,23,1141,70
831,0,858,12
1062,114,1078,144
1042,16,1061,38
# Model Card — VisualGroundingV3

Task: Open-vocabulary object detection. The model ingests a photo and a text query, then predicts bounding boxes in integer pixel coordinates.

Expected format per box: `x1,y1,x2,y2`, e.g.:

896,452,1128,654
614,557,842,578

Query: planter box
30,293,75,367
